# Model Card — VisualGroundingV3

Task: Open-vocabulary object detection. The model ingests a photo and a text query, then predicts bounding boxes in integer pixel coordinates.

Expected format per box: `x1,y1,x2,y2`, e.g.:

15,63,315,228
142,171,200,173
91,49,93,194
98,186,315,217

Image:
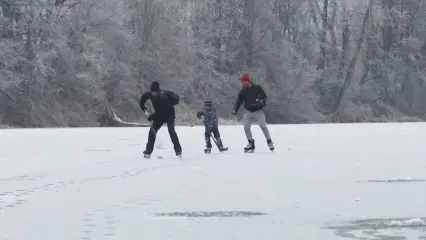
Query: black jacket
234,84,267,112
140,90,176,122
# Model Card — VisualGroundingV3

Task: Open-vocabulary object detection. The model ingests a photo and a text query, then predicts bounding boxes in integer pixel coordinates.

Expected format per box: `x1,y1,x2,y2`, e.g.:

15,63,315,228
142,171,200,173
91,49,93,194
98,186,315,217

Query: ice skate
143,150,151,158
267,139,274,151
204,136,213,154
204,146,212,154
244,139,255,153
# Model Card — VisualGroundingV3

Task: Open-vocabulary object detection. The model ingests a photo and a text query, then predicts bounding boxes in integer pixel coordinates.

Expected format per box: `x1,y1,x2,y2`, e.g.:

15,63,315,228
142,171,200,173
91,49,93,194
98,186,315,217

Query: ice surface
1,123,426,240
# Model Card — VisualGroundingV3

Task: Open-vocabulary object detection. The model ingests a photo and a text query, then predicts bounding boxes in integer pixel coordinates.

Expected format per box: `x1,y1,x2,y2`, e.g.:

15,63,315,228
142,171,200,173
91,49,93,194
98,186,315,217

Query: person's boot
204,146,212,153
244,139,255,153
204,135,212,154
267,139,274,151
143,150,151,158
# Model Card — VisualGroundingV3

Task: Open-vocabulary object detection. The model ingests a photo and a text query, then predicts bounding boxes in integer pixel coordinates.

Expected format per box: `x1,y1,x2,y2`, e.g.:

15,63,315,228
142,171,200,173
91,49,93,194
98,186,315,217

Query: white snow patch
385,218,426,227
1,123,426,239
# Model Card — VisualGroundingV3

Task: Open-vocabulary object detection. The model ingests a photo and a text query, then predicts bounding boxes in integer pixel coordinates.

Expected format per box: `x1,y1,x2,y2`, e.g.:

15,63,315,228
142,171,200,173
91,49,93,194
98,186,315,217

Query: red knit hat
241,73,250,82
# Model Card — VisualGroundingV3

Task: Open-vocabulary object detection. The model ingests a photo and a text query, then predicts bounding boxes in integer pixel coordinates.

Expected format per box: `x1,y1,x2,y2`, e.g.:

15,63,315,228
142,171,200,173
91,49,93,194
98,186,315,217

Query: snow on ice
1,122,426,239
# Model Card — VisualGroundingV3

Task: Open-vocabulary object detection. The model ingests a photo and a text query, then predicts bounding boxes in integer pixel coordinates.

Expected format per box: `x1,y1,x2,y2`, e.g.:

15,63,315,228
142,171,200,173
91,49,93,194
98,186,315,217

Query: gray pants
243,110,271,140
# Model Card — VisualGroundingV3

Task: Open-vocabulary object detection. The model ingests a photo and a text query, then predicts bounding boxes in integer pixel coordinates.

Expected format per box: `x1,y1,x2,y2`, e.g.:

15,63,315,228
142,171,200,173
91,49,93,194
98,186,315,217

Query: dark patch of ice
357,178,426,183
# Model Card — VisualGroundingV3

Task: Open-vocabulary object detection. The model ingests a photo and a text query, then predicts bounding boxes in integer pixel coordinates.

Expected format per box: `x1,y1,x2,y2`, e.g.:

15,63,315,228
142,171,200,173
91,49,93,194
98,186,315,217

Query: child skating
197,99,228,153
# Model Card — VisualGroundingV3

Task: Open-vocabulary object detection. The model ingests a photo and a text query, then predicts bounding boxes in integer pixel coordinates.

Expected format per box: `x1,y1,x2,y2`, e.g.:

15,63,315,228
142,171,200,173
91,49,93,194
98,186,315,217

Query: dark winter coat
234,84,267,112
140,90,177,122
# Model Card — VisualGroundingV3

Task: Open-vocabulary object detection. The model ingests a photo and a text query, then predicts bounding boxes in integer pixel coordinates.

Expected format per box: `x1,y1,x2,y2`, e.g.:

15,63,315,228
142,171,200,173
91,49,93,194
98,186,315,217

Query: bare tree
2,0,426,127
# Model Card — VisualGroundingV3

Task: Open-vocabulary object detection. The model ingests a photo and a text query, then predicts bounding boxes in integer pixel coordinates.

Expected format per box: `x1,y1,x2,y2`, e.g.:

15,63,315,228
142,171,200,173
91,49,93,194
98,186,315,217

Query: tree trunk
317,0,328,70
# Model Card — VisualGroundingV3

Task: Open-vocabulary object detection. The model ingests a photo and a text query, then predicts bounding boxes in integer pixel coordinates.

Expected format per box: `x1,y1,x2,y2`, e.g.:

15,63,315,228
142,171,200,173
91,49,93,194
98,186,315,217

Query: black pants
205,126,220,147
145,117,182,154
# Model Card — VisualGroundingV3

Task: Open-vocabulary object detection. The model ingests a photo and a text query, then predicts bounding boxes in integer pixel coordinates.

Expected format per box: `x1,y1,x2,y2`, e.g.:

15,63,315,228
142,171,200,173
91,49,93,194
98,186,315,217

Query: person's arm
139,92,150,112
246,86,267,112
233,89,244,113
164,90,179,106
147,112,158,122
256,85,267,106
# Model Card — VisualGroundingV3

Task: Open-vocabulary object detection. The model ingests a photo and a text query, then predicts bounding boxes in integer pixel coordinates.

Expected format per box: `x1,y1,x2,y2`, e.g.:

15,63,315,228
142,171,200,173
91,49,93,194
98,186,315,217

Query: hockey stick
210,135,228,151
144,110,156,133
144,110,163,149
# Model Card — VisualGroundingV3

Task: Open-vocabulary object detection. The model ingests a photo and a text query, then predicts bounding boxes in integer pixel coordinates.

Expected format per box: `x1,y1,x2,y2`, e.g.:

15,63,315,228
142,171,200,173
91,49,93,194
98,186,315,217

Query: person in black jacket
232,73,274,152
140,81,182,157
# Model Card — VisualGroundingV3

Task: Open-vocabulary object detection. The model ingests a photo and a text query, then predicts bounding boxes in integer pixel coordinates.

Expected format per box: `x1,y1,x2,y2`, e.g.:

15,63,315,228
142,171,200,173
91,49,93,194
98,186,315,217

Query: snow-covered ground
1,123,426,240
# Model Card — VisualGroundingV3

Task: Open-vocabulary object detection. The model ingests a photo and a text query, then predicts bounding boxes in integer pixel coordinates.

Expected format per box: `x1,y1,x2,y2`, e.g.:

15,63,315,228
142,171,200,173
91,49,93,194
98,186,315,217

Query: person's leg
255,110,274,150
243,111,254,140
255,110,272,140
212,126,223,148
243,111,255,151
166,117,182,154
212,126,220,139
204,126,212,148
144,121,163,154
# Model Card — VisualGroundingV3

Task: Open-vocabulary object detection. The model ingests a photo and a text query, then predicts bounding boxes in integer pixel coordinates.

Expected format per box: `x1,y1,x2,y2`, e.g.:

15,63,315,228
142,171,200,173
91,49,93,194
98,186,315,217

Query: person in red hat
232,73,274,152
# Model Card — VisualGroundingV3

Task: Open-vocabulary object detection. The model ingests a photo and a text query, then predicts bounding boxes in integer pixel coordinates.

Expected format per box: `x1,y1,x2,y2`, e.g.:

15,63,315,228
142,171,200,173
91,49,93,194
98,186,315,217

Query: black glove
258,99,266,107
232,110,237,115
253,102,264,109
196,112,203,119
147,114,154,122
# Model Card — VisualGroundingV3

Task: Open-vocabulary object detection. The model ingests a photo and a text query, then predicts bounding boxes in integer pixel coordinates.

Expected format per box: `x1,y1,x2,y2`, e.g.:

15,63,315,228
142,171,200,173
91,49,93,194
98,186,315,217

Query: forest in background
1,0,426,127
